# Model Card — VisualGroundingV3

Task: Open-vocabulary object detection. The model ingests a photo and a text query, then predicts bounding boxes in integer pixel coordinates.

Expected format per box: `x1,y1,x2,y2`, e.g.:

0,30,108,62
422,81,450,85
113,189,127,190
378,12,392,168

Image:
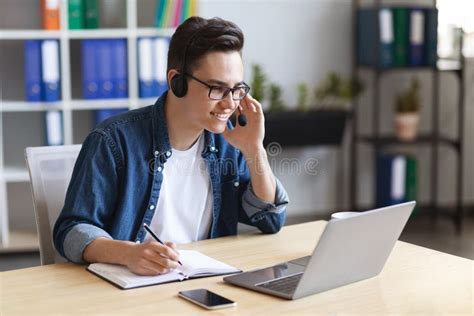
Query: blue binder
424,8,438,67
97,39,115,99
82,40,100,99
24,40,43,102
44,110,64,146
409,9,425,66
376,153,407,207
41,40,61,101
138,38,154,98
357,8,394,68
112,39,128,98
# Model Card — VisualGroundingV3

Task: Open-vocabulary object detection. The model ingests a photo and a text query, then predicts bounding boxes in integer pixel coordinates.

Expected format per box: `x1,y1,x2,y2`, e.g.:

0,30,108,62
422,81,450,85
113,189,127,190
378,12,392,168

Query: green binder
84,0,99,29
393,8,409,66
405,156,418,215
68,0,84,29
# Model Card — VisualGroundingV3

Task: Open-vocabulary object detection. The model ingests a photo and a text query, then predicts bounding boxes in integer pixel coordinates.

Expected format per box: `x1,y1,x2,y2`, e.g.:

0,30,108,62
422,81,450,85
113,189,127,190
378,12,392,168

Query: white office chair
25,145,82,265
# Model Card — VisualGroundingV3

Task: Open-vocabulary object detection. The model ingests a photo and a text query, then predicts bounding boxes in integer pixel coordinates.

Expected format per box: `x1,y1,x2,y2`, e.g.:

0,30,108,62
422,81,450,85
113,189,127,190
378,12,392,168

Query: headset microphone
237,108,247,127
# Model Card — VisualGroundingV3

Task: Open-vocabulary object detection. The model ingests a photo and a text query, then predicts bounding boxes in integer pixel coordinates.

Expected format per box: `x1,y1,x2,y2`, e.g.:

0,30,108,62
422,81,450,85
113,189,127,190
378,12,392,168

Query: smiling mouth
210,112,231,121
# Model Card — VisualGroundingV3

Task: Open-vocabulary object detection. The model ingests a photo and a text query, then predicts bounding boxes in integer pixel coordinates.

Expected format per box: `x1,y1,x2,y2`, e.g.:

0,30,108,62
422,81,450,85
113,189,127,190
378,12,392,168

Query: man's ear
167,69,180,87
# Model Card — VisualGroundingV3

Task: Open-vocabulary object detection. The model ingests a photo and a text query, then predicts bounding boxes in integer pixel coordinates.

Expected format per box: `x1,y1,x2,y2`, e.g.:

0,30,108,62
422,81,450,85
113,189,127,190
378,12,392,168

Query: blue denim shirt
53,92,289,263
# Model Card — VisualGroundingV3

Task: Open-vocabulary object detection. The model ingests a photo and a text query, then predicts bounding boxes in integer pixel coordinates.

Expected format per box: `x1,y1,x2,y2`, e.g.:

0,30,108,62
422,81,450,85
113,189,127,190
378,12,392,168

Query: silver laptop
224,201,415,300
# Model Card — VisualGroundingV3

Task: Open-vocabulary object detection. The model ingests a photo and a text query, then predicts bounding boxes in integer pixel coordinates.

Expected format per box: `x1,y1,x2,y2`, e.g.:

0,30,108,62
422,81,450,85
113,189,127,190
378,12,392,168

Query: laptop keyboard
256,273,303,295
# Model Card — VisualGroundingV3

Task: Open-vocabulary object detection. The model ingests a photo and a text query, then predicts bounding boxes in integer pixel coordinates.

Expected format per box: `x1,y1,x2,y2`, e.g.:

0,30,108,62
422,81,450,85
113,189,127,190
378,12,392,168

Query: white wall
200,0,353,218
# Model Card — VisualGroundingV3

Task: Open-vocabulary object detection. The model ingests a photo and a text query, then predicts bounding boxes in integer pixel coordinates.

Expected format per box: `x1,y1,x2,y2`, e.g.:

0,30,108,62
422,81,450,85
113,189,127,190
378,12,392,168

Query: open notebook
87,250,241,289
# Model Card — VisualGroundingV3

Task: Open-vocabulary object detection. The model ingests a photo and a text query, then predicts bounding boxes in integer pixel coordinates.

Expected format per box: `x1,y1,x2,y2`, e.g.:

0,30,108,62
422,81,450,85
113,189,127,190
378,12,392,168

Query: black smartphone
178,289,236,310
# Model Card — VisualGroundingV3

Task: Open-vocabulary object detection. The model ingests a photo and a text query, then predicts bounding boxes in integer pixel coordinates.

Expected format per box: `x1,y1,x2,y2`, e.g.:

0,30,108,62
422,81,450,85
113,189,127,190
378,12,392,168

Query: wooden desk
1,221,472,315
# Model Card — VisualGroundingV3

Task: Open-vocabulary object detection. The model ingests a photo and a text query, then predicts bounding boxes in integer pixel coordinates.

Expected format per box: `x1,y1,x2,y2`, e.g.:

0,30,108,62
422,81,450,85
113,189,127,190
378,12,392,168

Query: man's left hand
223,94,265,157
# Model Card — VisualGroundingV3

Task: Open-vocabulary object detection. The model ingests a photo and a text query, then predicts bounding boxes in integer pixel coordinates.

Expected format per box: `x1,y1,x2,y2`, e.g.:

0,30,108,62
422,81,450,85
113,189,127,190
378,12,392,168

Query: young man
53,17,289,276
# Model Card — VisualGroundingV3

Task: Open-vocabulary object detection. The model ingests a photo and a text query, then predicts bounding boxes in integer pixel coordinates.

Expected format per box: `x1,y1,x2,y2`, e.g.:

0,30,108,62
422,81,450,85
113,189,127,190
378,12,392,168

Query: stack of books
42,0,60,30
69,0,100,30
155,0,198,28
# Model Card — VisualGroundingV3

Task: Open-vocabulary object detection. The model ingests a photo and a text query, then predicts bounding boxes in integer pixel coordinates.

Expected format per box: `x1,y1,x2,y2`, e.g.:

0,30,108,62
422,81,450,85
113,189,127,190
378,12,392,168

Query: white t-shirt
145,133,213,244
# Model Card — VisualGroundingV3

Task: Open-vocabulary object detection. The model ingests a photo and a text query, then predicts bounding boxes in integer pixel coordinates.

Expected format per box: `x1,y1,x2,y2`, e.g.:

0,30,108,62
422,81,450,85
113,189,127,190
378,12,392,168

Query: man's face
184,50,244,134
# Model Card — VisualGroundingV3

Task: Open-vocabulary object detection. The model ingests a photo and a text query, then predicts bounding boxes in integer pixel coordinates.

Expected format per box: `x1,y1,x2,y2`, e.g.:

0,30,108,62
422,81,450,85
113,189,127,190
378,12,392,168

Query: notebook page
88,263,184,289
177,250,240,277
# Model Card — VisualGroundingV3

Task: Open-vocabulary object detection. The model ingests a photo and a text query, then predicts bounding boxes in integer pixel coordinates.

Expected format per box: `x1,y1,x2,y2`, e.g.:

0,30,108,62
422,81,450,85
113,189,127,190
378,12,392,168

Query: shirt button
166,151,171,157
157,166,162,172
210,146,216,152
154,150,159,156
149,205,155,210
234,181,239,187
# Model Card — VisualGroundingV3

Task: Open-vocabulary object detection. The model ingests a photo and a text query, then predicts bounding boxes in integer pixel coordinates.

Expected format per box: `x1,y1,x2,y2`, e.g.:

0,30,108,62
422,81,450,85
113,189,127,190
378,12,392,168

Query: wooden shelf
0,230,38,253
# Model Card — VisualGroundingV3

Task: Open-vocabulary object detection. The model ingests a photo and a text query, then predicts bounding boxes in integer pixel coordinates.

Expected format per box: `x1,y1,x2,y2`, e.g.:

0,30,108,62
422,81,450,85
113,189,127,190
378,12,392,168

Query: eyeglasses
186,73,250,101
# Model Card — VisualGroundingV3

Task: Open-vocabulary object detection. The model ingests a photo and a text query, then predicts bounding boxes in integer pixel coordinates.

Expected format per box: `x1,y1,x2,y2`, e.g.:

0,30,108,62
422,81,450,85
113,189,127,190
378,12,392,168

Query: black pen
143,223,183,266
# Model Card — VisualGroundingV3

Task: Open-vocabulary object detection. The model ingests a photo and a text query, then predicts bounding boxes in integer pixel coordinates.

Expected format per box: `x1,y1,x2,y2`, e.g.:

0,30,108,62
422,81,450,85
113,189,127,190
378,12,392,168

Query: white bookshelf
1,101,63,112
0,30,62,40
0,0,174,252
1,167,30,183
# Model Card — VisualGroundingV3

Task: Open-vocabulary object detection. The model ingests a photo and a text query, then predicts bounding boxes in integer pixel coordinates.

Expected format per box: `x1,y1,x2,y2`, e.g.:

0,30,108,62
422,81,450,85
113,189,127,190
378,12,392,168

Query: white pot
394,112,420,141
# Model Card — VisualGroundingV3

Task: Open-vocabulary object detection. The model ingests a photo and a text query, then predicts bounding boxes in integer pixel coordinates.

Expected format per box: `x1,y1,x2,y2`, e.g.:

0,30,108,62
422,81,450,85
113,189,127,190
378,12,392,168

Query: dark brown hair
167,16,244,74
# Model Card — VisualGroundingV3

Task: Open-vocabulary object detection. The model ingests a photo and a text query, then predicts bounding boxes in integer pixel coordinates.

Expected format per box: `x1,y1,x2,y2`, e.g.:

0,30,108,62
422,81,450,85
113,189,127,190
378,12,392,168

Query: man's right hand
82,238,181,276
126,241,181,276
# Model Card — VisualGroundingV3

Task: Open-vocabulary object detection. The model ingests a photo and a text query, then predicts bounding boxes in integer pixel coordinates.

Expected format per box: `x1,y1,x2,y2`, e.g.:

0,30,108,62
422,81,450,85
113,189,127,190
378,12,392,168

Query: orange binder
42,0,60,30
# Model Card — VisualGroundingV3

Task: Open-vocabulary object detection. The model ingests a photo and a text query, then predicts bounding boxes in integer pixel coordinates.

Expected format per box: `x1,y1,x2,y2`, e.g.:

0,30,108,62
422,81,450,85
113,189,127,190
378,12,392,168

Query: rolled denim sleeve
53,130,122,264
237,147,289,233
242,177,289,217
63,224,113,263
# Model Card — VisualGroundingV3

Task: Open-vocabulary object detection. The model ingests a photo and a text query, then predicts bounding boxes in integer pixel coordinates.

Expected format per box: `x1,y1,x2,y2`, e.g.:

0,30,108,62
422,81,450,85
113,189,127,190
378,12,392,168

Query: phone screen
178,289,236,309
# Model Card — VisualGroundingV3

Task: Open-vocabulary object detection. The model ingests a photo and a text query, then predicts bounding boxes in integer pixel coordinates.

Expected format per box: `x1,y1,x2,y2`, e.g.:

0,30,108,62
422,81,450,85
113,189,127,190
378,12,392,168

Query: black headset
169,27,202,98
169,26,247,126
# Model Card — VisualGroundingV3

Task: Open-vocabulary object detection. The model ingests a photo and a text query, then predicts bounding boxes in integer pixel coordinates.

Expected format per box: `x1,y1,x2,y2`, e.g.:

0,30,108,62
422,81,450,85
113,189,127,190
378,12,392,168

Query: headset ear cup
171,74,187,98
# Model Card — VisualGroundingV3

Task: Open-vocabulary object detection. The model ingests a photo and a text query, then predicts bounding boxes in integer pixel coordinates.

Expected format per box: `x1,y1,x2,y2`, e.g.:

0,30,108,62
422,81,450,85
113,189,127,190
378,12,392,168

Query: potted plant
264,72,362,146
314,72,364,110
250,64,267,110
263,73,364,147
267,83,286,113
394,78,421,141
296,82,309,111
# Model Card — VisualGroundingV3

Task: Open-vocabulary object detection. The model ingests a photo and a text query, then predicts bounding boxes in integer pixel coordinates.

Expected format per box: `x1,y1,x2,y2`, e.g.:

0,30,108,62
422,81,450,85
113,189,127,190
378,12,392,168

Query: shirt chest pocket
220,178,240,211
218,178,241,234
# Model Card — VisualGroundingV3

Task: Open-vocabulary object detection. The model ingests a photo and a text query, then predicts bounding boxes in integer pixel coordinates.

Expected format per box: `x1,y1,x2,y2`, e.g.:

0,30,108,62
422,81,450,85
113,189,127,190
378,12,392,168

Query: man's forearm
243,145,276,203
83,237,135,265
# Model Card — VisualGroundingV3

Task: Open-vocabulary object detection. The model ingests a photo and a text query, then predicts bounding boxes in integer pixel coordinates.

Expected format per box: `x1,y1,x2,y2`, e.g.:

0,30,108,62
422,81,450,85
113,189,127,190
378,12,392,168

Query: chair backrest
25,145,82,265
